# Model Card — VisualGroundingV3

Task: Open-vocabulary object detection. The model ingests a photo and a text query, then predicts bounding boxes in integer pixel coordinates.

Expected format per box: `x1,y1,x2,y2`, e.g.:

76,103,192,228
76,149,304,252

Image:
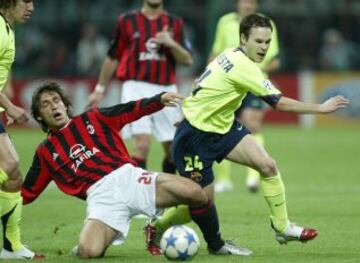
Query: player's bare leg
226,134,318,243
237,107,265,192
76,219,117,258
0,133,19,181
145,173,207,255
0,133,44,260
155,173,207,211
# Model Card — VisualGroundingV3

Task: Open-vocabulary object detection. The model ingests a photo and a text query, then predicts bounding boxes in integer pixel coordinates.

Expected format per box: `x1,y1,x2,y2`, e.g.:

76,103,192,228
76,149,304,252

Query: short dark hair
239,14,272,40
0,0,16,9
31,82,73,133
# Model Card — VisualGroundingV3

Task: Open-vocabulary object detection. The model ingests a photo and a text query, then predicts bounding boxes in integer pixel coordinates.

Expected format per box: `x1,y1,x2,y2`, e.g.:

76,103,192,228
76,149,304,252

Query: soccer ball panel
160,225,200,261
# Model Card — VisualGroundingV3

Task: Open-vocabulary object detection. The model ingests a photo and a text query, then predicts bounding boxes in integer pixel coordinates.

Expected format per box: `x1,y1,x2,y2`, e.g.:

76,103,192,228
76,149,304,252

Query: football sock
154,205,191,232
246,133,265,182
162,157,176,174
189,202,224,251
0,168,9,185
214,160,232,182
260,173,289,233
0,191,23,251
132,156,146,169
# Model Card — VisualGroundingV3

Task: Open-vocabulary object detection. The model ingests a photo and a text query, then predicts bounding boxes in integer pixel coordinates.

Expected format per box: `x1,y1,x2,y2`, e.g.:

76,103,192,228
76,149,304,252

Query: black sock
190,202,224,251
132,156,147,169
162,157,176,173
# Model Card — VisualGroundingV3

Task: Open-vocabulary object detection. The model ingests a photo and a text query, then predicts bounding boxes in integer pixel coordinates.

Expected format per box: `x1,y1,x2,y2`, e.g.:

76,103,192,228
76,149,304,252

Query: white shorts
86,164,158,245
121,80,182,142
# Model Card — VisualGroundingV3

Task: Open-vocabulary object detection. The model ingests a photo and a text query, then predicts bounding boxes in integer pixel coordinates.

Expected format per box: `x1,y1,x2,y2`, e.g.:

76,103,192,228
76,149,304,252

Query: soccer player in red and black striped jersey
86,0,193,175
21,82,209,259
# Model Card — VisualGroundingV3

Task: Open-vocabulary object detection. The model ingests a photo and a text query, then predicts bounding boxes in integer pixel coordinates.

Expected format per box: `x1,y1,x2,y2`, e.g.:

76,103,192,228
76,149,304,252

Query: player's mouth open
53,112,62,120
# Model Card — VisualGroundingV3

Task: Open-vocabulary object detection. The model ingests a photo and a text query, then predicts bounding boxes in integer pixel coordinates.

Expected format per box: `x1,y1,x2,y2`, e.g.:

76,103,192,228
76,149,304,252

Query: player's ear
240,33,247,46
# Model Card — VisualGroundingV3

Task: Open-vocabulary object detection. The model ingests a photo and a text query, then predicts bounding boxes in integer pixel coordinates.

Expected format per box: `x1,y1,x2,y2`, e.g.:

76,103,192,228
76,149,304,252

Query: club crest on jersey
86,124,95,135
190,171,203,183
69,144,100,172
133,31,140,39
263,79,273,90
52,152,59,161
139,38,166,61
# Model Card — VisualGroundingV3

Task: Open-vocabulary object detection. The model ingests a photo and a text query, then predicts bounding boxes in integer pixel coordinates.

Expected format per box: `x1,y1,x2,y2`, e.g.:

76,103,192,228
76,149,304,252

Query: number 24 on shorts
184,155,203,172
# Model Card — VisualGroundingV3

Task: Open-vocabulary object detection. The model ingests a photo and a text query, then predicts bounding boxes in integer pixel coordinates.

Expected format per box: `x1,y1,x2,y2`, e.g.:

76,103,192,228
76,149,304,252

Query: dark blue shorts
172,119,250,188
0,118,5,134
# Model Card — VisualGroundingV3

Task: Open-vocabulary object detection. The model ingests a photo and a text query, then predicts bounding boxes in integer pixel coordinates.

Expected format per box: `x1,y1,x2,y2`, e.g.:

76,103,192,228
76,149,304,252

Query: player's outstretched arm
160,92,185,107
98,92,185,130
274,95,349,114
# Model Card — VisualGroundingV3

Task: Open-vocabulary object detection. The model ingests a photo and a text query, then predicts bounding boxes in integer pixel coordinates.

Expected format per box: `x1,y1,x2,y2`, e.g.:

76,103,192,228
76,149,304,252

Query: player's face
144,0,163,9
12,0,34,24
241,27,272,63
237,0,258,17
38,91,70,131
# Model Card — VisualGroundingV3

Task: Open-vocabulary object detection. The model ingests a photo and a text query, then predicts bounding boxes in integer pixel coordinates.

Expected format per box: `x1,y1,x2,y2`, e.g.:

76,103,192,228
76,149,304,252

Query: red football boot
273,222,318,244
144,223,162,256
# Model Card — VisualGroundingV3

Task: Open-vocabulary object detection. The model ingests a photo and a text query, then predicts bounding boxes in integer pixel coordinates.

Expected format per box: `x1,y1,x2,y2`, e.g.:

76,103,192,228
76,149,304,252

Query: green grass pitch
2,125,360,262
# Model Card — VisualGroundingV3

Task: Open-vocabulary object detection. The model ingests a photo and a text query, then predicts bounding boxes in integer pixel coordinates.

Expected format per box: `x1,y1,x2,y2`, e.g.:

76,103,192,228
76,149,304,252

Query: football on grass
160,225,200,261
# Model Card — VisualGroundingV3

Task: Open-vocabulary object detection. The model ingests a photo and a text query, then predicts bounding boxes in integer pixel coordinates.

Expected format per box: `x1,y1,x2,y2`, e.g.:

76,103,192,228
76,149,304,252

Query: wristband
95,84,105,93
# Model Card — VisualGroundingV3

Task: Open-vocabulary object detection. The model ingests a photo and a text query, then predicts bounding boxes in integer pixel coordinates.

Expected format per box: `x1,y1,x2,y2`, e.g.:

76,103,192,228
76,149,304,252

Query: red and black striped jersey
108,10,191,85
21,93,165,204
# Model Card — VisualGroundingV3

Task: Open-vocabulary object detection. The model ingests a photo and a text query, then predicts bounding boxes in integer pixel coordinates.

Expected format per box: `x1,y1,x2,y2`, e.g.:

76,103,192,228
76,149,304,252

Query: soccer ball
160,225,200,261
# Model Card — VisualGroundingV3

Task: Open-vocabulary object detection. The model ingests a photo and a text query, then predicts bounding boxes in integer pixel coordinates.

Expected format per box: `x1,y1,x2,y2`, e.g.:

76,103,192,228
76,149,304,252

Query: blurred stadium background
9,0,360,127
3,0,360,262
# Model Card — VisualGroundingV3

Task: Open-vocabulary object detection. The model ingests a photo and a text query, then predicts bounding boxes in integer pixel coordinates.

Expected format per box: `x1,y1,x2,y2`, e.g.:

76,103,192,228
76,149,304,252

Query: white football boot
208,240,253,256
0,245,44,260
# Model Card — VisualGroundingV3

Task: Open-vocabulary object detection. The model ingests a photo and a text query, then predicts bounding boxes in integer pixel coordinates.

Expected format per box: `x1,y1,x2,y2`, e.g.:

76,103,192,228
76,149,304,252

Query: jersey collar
0,12,13,33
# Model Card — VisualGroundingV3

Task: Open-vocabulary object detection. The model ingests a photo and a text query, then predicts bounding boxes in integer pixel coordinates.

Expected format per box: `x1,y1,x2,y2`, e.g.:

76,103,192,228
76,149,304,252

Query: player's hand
319,95,350,113
85,91,104,110
161,92,185,107
155,25,176,48
1,176,23,192
6,105,29,125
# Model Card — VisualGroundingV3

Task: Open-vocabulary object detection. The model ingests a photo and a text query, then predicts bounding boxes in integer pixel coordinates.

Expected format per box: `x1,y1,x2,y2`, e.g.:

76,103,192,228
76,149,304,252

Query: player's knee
260,158,278,177
185,183,208,207
77,243,105,259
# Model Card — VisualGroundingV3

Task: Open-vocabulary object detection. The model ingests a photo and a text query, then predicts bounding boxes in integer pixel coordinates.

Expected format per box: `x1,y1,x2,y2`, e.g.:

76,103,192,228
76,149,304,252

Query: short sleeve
230,58,281,97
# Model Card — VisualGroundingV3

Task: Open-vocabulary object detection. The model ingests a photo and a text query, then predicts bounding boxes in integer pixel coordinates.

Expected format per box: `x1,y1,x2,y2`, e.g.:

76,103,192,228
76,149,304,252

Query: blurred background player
86,0,193,174
209,0,280,193
0,0,43,259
